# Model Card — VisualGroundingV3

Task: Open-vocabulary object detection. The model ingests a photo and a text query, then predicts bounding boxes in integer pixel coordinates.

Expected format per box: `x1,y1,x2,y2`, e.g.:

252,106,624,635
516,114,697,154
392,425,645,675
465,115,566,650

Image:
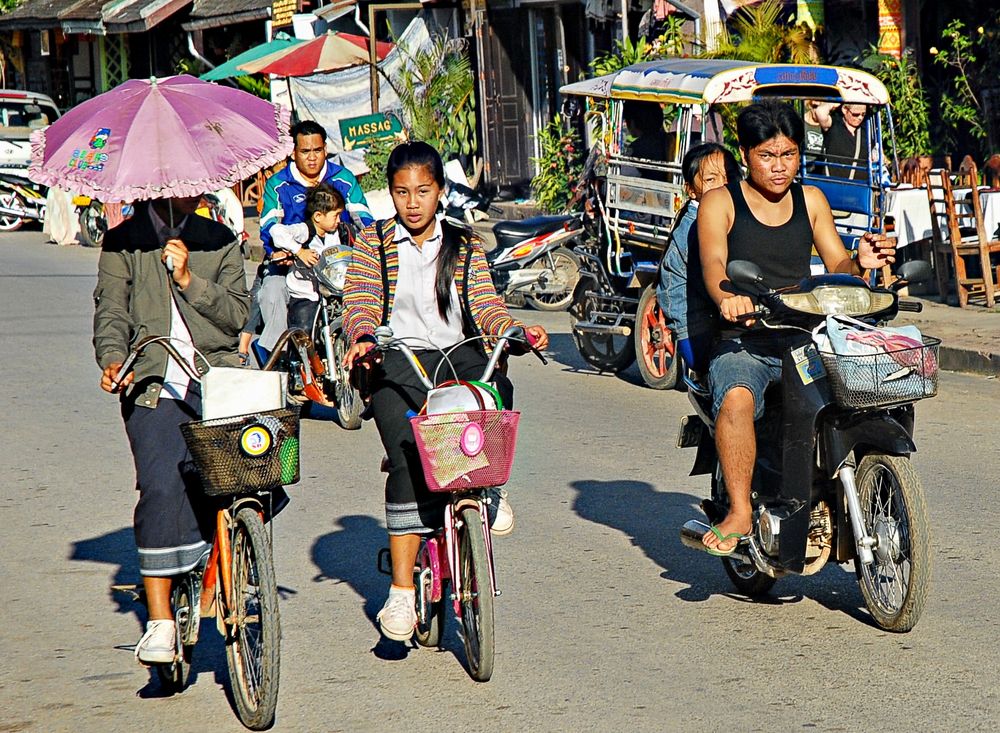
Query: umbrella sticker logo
67,128,112,171
89,128,111,149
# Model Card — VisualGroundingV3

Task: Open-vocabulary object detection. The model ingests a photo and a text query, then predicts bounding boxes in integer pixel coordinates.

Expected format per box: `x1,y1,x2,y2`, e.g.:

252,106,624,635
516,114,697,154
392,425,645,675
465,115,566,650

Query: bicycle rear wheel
155,575,198,692
225,507,281,730
457,506,495,682
413,540,444,648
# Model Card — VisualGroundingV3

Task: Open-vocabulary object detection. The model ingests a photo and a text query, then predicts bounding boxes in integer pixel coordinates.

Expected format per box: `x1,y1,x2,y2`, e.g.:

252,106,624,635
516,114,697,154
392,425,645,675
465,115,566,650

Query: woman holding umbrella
29,75,293,666
95,195,250,663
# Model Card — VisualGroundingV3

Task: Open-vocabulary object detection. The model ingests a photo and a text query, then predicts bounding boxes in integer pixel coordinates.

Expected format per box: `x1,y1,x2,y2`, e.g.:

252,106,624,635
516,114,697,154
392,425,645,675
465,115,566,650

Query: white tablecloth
953,187,1000,242
885,186,933,248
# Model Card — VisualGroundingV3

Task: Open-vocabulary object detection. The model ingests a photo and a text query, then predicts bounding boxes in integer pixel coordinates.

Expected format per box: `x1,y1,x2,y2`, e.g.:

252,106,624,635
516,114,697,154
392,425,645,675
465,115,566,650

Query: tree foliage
380,33,476,168
702,0,818,64
860,47,931,158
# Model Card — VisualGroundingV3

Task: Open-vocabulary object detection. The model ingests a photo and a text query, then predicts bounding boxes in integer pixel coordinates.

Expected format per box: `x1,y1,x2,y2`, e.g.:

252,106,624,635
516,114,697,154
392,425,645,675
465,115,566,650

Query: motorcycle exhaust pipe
679,520,753,565
0,203,38,219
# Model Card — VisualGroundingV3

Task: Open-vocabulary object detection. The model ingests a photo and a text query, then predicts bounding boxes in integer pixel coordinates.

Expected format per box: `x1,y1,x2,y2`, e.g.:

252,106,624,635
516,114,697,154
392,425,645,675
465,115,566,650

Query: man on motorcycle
697,101,894,556
240,121,373,360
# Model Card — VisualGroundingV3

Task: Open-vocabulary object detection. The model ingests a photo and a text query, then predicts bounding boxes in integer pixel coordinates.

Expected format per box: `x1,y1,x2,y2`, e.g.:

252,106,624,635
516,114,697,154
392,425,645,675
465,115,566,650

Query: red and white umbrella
238,32,393,77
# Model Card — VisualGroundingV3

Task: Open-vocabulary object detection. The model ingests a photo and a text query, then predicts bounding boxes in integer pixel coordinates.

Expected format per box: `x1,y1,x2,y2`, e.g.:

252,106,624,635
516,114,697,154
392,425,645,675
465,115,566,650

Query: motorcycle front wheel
0,192,25,232
853,453,931,632
524,246,581,312
331,330,363,430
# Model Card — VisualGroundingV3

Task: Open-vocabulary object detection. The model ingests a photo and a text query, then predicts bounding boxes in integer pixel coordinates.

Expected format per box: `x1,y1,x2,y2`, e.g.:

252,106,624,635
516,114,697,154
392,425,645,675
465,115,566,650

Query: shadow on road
69,526,141,616
310,514,469,663
570,479,734,601
570,479,880,625
542,332,643,384
69,526,229,697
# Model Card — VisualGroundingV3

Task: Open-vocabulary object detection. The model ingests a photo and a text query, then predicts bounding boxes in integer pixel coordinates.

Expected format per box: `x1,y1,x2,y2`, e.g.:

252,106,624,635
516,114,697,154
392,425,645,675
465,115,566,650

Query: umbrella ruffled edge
28,104,293,203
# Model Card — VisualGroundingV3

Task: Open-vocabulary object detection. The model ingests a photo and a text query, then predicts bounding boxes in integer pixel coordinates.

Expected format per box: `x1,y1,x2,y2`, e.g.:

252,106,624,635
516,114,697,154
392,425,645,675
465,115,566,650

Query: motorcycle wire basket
180,406,301,496
410,410,521,492
819,336,940,409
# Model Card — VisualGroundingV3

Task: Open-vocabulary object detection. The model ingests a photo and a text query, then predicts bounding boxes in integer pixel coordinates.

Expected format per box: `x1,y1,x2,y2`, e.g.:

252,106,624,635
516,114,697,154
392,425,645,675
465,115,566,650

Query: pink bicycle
367,325,544,681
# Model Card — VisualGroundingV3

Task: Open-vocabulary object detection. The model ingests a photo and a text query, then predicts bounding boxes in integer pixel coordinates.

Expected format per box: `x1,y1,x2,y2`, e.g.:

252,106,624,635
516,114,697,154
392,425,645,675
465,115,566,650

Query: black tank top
726,180,813,290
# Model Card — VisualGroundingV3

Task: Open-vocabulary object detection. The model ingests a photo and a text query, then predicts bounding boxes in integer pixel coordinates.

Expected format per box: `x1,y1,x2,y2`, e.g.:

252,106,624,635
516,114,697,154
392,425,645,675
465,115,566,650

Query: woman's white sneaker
376,586,417,641
491,490,515,536
134,619,176,665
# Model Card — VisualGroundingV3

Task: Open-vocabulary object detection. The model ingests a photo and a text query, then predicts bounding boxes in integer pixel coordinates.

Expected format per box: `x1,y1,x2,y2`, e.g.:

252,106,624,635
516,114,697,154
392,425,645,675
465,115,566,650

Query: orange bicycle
113,336,299,729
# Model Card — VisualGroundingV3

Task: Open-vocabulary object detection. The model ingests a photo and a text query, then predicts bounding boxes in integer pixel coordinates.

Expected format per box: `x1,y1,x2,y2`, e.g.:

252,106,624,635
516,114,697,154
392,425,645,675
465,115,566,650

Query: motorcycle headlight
318,247,352,293
779,286,894,316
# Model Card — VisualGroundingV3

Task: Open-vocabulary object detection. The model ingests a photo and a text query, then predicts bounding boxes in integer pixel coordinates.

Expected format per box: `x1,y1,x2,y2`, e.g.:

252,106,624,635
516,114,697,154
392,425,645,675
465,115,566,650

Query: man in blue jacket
249,120,373,354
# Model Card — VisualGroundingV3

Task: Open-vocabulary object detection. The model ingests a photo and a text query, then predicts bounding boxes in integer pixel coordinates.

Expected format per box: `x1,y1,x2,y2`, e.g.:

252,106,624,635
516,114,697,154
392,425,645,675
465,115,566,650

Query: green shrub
530,115,584,214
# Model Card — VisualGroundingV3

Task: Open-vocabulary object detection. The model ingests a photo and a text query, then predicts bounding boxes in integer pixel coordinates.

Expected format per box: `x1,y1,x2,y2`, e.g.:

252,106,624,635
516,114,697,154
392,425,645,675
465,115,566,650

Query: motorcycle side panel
820,411,916,476
778,344,834,572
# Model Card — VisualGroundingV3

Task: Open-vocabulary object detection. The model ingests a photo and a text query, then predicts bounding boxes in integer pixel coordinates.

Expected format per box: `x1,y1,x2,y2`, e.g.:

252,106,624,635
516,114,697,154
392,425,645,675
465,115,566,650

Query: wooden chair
983,154,1000,189
926,164,1000,307
898,157,926,188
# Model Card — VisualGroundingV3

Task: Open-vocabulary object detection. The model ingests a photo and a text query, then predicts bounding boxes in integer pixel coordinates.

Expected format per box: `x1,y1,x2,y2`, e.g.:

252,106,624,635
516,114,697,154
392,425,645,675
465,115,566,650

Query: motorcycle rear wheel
853,453,931,632
524,246,581,312
722,556,777,597
634,285,679,390
79,202,106,248
0,192,25,232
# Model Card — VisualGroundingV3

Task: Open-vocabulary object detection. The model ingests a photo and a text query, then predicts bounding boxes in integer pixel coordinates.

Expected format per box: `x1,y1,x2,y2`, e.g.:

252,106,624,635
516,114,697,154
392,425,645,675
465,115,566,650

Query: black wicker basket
180,407,300,496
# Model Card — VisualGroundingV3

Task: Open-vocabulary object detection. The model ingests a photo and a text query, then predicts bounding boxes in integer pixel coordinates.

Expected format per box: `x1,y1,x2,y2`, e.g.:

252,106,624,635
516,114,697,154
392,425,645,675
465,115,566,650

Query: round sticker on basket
460,422,485,457
240,424,273,457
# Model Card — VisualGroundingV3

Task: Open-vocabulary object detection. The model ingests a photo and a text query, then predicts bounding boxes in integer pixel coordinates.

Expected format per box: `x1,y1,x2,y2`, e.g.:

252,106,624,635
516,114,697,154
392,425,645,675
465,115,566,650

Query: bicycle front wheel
457,506,495,682
226,507,281,729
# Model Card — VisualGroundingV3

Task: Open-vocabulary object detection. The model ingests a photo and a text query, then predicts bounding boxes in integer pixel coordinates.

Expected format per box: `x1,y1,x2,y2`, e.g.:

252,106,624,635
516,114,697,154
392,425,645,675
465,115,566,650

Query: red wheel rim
639,295,674,378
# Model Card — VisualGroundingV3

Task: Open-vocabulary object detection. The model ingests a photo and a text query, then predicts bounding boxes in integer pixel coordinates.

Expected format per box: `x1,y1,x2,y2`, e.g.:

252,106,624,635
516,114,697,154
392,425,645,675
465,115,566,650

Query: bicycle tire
225,507,281,729
413,541,444,648
457,506,495,682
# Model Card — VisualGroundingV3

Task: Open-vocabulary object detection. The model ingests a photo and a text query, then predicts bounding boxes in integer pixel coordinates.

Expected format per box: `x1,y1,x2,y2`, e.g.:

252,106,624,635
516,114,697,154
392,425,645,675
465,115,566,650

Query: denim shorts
707,336,785,420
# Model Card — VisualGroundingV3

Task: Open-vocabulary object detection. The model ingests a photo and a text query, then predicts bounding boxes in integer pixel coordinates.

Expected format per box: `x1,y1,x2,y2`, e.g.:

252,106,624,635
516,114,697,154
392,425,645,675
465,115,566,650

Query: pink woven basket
409,410,521,492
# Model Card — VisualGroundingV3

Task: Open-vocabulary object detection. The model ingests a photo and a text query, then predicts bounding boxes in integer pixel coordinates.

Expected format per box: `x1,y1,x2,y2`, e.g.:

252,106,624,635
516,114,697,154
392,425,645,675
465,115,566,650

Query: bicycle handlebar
358,326,546,392
110,330,304,393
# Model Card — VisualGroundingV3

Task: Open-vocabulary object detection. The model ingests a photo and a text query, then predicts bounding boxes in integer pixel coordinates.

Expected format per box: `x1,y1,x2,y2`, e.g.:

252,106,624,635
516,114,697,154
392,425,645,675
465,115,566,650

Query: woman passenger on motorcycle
696,101,894,556
269,183,346,334
657,143,741,361
342,141,549,642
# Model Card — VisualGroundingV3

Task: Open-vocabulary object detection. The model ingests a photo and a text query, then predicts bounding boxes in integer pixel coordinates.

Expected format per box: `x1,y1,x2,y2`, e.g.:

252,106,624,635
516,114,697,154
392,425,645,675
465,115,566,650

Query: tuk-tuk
560,59,894,389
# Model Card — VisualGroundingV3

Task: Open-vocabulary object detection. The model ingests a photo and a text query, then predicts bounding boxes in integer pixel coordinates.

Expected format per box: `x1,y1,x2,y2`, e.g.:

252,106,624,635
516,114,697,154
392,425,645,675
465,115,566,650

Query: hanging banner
272,0,297,30
796,0,824,30
877,0,903,58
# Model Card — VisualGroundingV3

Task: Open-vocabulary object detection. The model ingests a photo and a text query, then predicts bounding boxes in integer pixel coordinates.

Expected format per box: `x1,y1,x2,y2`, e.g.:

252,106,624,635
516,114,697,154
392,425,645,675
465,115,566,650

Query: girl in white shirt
269,183,346,334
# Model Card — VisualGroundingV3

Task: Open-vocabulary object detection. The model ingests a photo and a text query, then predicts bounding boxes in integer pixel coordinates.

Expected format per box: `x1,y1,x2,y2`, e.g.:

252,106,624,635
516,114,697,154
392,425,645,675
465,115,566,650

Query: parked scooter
487,214,584,311
678,259,936,632
0,171,46,231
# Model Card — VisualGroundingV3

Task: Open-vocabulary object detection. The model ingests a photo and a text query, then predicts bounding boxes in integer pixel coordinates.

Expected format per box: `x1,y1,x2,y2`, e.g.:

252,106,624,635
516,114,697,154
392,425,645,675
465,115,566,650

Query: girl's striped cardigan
343,217,524,353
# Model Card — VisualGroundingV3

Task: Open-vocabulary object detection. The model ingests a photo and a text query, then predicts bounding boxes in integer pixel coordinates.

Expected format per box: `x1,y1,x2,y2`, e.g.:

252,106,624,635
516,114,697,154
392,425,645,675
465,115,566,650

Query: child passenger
268,183,346,333
657,143,742,361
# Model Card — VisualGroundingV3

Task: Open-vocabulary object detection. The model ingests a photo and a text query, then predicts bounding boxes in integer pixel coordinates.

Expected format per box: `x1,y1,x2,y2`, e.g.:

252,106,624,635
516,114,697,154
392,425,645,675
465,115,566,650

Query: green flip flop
704,525,748,557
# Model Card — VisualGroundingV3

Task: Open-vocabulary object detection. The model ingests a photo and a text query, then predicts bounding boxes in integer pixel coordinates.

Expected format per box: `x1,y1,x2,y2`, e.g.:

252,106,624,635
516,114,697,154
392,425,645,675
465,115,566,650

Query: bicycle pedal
376,547,392,576
111,584,144,602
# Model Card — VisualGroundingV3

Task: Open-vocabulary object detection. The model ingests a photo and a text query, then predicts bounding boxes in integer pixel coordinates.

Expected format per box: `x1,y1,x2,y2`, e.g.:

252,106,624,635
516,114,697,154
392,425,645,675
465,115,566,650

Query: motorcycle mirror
893,260,932,289
726,260,767,293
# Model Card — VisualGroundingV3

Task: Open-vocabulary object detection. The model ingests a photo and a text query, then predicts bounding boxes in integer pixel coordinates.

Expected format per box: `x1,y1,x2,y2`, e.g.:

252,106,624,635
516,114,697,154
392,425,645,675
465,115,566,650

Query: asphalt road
1,233,998,732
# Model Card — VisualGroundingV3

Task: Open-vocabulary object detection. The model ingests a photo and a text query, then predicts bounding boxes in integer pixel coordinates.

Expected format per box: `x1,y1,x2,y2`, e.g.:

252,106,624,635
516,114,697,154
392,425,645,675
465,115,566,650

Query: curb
939,346,1000,378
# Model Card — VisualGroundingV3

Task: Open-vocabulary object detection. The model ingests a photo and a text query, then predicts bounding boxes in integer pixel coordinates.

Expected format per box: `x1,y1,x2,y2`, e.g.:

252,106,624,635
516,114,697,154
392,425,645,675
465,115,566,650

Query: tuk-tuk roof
560,59,889,106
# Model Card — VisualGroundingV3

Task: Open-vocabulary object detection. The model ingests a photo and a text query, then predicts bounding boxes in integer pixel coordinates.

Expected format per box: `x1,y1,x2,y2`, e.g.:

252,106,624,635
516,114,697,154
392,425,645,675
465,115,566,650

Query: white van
0,90,60,170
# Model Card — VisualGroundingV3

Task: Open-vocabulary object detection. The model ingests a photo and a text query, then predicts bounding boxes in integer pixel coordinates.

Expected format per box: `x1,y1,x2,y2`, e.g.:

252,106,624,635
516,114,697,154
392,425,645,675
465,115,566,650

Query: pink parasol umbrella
28,74,292,203
237,31,392,77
